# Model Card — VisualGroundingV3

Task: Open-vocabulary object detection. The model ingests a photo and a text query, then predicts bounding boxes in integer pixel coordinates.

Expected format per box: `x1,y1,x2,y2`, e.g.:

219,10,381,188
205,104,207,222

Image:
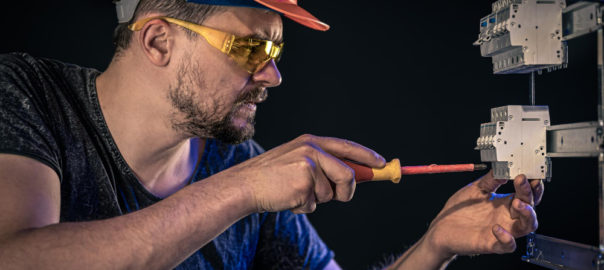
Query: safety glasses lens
229,40,282,73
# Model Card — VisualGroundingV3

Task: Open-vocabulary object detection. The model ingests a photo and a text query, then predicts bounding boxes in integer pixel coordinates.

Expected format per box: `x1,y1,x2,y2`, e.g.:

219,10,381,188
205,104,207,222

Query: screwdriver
342,159,488,183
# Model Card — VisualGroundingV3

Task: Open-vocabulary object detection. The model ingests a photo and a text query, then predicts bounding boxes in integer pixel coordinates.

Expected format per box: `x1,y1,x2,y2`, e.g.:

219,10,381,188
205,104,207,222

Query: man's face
168,7,283,144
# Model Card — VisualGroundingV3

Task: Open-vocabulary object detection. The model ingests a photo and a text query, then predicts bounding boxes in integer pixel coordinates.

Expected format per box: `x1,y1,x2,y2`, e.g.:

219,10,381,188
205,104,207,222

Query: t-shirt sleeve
0,53,62,179
254,211,335,270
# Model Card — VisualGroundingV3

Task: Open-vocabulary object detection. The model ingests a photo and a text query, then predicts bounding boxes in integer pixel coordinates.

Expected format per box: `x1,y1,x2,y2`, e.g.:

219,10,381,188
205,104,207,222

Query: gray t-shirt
0,53,334,269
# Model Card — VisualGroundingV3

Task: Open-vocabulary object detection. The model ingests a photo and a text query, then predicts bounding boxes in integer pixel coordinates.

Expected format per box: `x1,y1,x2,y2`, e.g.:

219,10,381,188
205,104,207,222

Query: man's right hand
0,134,384,269
222,134,386,214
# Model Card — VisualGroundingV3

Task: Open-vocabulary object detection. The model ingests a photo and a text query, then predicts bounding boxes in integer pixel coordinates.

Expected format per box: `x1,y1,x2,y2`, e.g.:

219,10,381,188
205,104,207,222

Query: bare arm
0,154,256,269
0,134,385,269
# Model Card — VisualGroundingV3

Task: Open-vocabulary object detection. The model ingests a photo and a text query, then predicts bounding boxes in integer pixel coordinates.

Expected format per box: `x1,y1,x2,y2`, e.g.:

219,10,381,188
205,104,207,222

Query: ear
135,19,174,66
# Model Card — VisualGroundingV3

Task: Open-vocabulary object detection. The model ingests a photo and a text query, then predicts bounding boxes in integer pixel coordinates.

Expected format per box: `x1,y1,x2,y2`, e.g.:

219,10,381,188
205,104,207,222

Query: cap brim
254,0,330,31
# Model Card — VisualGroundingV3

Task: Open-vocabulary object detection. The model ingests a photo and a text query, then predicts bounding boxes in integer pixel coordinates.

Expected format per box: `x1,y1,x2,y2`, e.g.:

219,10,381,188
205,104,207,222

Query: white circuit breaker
474,0,567,74
475,105,552,179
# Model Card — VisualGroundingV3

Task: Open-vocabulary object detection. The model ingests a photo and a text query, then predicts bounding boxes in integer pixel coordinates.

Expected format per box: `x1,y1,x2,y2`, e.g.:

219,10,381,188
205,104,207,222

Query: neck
96,55,205,198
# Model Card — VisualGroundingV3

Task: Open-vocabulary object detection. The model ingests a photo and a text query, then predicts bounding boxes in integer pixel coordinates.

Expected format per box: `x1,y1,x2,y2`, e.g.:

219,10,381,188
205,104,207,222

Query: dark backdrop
0,1,598,269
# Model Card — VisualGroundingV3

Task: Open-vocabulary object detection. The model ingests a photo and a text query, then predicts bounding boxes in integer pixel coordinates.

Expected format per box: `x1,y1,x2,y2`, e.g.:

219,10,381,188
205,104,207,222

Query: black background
0,0,599,269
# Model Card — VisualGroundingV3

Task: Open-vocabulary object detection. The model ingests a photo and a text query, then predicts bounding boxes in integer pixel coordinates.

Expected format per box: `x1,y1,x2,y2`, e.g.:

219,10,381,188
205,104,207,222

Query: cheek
197,70,249,118
204,65,251,105
218,75,249,100
188,46,251,105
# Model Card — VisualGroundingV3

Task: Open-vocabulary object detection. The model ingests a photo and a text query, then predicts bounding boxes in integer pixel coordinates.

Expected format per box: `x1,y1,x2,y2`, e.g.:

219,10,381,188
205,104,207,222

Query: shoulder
0,53,60,76
0,52,39,68
0,52,98,84
0,53,50,108
0,53,43,83
0,53,100,114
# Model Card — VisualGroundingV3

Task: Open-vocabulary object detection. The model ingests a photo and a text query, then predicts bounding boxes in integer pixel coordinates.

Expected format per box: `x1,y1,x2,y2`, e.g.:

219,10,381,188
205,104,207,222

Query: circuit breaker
474,0,567,74
475,105,551,180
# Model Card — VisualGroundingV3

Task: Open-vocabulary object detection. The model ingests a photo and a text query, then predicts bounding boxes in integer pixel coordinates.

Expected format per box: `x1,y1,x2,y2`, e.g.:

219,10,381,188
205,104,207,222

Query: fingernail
496,225,503,233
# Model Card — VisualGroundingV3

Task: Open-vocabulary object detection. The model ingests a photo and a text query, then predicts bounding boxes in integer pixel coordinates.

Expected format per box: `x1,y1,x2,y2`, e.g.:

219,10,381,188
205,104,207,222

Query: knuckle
295,157,315,172
342,166,355,182
298,143,317,156
297,134,316,143
332,166,355,184
305,202,317,213
340,139,360,154
342,139,355,148
317,189,334,203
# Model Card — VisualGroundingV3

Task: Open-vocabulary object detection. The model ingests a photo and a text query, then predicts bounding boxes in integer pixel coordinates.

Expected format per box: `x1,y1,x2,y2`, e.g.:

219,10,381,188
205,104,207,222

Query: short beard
167,58,266,144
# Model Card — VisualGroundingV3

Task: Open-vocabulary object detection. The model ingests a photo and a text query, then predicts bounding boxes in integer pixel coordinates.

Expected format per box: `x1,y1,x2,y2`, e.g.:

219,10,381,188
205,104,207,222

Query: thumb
476,170,508,193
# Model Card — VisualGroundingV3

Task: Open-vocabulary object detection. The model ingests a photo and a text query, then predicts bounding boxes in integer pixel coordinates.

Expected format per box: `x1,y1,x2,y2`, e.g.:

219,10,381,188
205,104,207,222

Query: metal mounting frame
547,121,603,158
507,1,604,269
522,233,604,269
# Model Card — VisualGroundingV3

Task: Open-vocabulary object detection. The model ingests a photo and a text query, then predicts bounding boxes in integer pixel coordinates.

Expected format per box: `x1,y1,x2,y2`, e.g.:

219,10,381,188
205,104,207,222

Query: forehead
202,6,283,43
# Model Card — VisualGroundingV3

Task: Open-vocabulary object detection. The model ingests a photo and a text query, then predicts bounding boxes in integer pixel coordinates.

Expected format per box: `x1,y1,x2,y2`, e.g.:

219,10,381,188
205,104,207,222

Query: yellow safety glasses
129,16,284,74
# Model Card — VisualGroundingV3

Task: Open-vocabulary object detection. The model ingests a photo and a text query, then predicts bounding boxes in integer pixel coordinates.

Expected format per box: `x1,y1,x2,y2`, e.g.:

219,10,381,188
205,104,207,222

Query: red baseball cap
253,0,329,31
117,0,329,30
184,0,329,31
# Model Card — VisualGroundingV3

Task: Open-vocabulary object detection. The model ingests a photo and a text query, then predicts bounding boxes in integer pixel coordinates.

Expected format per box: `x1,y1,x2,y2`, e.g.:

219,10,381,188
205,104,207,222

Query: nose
252,59,282,88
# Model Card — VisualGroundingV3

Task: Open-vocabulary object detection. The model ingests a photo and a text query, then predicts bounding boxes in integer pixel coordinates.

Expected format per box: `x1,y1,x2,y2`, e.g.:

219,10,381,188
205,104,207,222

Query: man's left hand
424,171,543,259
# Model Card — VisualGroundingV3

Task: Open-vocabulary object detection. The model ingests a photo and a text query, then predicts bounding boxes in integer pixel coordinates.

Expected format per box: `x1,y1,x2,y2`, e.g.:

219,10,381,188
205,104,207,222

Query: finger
530,179,544,206
312,145,356,202
491,225,517,254
297,134,386,168
476,170,508,193
290,193,317,214
510,198,538,236
313,167,335,204
512,174,533,206
296,145,334,204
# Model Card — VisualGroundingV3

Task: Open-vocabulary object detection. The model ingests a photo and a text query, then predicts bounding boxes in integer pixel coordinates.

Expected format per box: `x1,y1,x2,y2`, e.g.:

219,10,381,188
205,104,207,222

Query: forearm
0,173,254,269
387,235,456,270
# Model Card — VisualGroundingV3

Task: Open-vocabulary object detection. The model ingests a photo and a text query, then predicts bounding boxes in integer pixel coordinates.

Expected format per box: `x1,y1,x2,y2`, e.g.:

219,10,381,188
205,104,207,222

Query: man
0,0,542,269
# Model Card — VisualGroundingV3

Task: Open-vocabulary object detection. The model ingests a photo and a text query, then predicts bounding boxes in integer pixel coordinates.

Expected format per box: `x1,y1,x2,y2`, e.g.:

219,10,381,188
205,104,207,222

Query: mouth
230,88,268,124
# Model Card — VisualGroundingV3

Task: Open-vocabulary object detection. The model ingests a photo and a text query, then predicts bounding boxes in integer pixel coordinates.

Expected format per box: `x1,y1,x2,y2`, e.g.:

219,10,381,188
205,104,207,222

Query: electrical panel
474,0,567,74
